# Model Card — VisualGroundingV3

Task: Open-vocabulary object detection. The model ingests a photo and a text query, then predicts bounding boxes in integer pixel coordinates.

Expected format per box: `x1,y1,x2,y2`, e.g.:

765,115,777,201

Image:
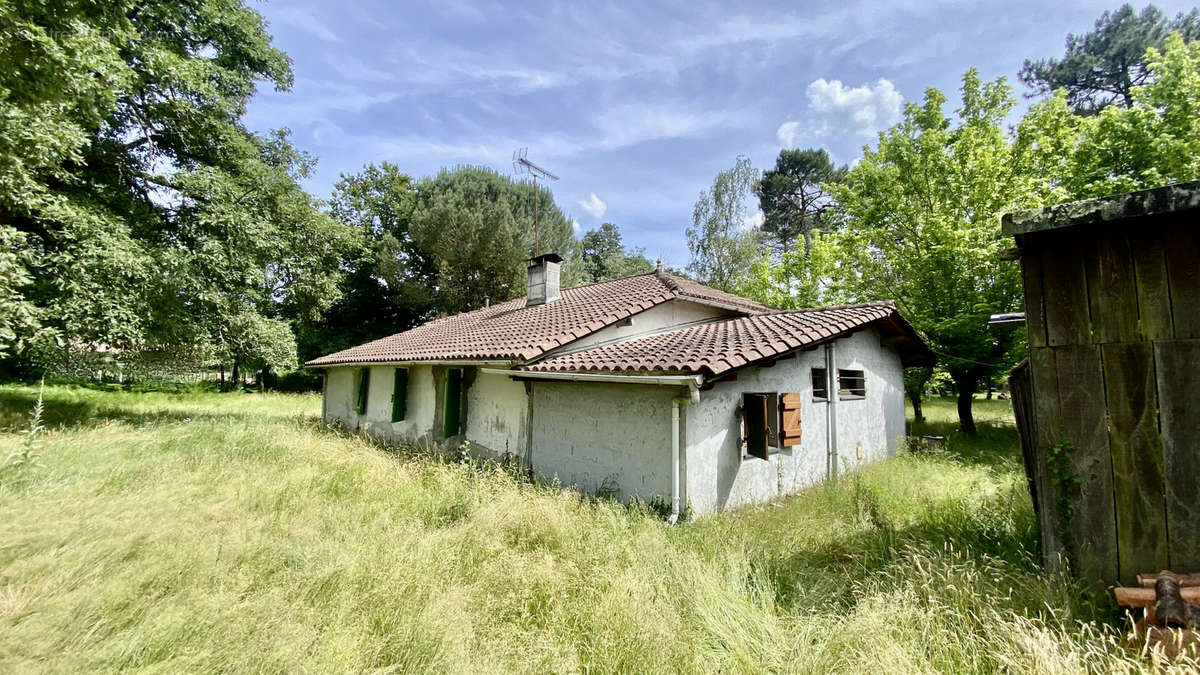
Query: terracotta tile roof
521,302,932,376
305,271,773,367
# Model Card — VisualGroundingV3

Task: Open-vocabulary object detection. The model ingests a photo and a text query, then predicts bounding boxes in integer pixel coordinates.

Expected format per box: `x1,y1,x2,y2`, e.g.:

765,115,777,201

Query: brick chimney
526,253,563,306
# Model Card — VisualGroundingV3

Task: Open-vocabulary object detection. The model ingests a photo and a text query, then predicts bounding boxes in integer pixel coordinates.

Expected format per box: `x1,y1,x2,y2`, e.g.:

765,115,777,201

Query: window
838,369,866,398
741,392,803,459
811,368,828,400
442,368,463,437
355,367,370,415
391,368,408,422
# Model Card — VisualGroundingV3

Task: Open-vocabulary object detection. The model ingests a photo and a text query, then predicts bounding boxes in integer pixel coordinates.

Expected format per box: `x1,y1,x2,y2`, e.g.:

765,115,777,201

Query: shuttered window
779,393,802,447
355,368,370,415
742,393,770,459
391,368,408,422
742,392,802,458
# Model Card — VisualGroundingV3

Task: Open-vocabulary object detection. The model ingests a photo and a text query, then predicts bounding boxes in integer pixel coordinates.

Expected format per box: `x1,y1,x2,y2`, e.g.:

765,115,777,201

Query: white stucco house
306,254,933,517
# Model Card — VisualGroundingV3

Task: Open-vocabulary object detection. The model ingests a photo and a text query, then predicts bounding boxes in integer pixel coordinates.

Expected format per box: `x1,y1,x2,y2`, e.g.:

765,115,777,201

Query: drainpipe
670,399,680,523
669,390,698,523
825,342,838,481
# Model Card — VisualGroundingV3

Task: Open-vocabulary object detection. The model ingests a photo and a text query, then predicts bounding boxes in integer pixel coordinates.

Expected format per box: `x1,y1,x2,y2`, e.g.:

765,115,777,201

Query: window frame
837,368,866,399
811,367,828,401
355,367,370,415
391,367,408,423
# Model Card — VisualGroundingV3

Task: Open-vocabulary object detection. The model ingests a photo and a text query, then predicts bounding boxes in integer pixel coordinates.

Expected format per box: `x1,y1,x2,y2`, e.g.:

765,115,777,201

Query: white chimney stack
526,253,563,306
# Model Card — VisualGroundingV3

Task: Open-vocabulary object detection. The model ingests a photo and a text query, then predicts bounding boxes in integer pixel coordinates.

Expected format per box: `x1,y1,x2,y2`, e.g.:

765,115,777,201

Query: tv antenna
512,148,559,256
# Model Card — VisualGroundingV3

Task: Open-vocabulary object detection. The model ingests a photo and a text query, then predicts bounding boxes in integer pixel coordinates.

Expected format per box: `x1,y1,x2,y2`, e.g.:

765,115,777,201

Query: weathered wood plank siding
1006,182,1200,587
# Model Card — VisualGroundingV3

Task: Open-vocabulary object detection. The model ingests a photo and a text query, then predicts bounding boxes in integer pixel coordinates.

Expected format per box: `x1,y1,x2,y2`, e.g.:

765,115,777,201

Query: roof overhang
482,367,703,401
305,359,512,370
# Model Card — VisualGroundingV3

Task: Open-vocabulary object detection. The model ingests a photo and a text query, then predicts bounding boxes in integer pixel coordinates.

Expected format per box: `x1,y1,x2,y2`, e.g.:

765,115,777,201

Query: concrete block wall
683,329,906,515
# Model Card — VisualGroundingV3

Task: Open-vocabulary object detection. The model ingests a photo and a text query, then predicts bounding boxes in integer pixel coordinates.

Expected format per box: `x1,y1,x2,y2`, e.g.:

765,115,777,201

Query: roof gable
305,271,773,367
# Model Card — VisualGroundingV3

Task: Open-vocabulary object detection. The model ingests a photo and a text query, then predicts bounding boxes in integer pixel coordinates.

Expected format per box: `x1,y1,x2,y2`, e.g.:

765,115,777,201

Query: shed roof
521,302,935,377
1002,180,1200,238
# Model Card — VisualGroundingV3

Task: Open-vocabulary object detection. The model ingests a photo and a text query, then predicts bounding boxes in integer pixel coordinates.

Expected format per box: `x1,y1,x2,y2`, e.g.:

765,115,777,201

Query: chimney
526,252,563,306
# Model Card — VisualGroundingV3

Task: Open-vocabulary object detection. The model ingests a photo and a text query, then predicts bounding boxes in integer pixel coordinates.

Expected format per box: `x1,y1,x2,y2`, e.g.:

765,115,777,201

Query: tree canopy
1,0,358,374
1020,3,1200,113
755,148,846,256
686,156,761,292
576,223,653,284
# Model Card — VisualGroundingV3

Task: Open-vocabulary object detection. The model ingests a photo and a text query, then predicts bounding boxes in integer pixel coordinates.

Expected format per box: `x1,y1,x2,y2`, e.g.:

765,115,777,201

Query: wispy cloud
273,6,343,43
579,193,607,219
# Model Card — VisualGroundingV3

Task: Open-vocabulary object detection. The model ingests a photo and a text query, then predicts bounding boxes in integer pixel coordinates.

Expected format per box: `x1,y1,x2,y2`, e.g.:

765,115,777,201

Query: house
1003,179,1200,587
305,254,933,516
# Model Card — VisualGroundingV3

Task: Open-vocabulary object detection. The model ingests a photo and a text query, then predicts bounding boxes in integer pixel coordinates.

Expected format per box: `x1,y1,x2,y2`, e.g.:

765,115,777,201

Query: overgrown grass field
0,385,1189,672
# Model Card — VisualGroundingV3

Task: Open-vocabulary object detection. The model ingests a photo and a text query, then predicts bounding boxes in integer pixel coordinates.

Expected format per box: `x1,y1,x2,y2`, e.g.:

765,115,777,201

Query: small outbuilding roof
521,302,935,377
305,270,773,367
1002,180,1200,238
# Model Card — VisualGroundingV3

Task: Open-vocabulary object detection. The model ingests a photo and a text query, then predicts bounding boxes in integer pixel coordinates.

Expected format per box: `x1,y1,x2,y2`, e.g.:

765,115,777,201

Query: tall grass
0,384,1190,672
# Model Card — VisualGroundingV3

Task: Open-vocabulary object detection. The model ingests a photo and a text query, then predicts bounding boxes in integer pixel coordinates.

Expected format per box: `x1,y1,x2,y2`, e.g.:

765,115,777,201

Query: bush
275,369,322,393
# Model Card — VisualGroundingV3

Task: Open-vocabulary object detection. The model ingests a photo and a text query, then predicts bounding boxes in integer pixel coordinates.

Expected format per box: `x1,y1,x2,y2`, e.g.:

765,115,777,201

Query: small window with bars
838,369,866,399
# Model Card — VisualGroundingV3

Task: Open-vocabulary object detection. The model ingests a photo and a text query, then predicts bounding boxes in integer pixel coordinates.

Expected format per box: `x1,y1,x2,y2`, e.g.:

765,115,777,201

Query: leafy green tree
296,163,431,362
1020,4,1200,114
686,156,762,292
829,71,1045,432
755,148,847,256
1,0,356,372
1020,32,1200,199
576,222,653,283
410,166,576,314
223,313,297,385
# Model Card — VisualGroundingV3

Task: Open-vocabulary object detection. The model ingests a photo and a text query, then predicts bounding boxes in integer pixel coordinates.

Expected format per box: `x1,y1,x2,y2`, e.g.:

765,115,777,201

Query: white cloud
569,217,582,235
776,77,903,147
776,121,802,146
579,192,607,219
741,210,765,231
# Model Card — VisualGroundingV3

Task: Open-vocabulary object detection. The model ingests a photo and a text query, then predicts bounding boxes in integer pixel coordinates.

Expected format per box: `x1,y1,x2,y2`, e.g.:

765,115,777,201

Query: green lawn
0,385,1184,672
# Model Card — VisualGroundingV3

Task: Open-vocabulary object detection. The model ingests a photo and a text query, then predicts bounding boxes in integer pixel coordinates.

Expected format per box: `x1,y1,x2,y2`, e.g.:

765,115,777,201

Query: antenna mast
512,148,559,256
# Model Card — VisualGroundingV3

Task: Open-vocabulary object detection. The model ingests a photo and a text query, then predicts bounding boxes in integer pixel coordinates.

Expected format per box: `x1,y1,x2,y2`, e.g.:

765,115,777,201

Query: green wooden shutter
443,368,462,437
391,368,408,422
356,368,370,415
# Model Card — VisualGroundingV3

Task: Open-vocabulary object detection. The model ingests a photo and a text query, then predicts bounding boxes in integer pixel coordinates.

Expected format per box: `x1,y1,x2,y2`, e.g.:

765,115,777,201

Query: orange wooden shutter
779,393,802,447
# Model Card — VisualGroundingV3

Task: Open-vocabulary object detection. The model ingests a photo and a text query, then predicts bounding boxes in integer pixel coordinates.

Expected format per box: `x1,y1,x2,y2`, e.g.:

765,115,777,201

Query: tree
1019,32,1200,199
409,166,576,314
223,313,297,386
686,156,762,291
1020,4,1200,114
576,223,653,283
1,0,357,372
297,163,431,362
755,148,847,256
829,71,1045,432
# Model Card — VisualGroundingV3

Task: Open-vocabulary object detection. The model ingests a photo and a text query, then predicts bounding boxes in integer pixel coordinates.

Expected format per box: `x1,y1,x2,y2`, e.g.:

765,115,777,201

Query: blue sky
243,0,1197,268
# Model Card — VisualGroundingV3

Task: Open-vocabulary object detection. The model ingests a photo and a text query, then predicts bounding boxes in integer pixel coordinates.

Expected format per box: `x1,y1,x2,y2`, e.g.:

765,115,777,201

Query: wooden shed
1004,180,1200,588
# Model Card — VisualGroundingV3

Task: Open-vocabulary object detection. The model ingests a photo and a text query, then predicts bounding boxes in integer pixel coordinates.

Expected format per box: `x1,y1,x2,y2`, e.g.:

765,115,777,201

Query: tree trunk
909,389,924,422
953,374,977,433
219,365,225,387
231,360,240,390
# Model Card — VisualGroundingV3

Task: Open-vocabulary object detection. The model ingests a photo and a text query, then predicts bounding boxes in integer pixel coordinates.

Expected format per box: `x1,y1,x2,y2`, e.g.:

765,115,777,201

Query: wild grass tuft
0,386,1191,672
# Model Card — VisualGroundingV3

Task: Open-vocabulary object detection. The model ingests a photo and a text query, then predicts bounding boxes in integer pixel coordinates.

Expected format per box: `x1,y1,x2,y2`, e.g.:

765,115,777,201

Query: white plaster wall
557,299,735,352
529,381,676,504
321,365,437,442
464,370,527,458
684,329,906,515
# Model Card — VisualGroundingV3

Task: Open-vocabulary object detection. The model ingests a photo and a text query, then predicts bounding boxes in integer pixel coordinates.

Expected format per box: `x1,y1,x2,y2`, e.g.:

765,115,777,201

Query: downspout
825,342,839,481
670,399,680,523
669,389,699,524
